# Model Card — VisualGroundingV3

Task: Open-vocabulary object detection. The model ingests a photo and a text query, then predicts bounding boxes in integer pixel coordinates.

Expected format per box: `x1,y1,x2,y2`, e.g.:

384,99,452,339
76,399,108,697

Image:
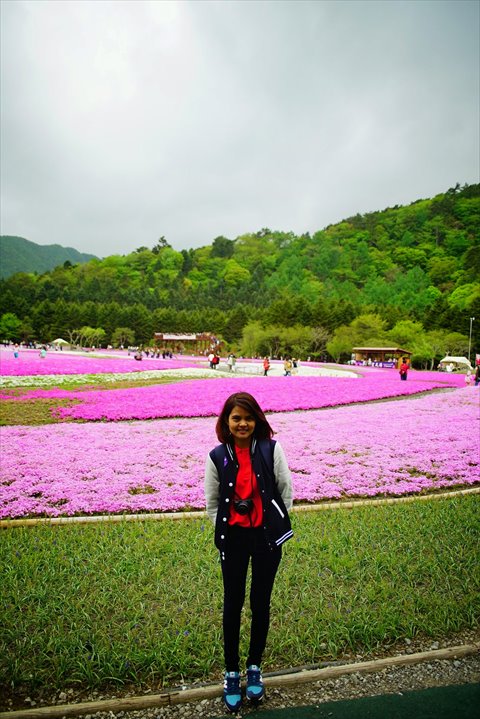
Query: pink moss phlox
0,348,200,376
49,374,463,421
0,387,477,519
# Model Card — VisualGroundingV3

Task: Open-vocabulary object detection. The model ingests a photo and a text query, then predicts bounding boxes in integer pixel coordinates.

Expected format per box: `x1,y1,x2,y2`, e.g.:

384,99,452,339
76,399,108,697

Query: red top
228,446,263,527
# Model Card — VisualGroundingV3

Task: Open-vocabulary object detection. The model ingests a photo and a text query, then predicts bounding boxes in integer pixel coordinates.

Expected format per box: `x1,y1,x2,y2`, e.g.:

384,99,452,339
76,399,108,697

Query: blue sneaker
246,664,265,702
223,671,242,713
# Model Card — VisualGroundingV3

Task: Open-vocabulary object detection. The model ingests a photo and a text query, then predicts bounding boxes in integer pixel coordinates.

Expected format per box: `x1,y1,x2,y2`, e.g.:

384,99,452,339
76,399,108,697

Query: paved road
251,682,480,718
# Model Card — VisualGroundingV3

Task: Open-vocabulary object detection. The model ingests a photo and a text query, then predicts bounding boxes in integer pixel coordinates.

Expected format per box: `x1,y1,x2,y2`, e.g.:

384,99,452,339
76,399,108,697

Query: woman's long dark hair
215,392,274,444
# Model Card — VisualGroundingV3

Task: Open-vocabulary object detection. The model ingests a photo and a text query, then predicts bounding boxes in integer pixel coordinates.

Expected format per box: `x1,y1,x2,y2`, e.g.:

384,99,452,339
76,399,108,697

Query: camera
234,498,253,515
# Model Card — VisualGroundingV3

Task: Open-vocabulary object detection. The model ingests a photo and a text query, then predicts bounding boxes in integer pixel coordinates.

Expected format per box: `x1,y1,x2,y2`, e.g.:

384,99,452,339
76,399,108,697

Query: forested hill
1,183,479,359
0,236,98,279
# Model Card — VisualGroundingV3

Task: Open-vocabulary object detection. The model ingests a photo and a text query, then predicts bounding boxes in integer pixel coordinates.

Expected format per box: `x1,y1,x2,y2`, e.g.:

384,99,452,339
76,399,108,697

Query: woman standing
205,392,293,713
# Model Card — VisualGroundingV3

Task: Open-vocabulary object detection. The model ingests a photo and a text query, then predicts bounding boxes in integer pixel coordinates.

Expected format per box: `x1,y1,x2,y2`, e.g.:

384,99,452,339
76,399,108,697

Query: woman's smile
228,405,256,447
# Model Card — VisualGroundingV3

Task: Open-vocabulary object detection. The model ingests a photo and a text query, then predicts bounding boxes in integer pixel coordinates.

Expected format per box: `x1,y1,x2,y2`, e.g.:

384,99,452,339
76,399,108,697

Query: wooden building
352,347,412,369
153,332,221,354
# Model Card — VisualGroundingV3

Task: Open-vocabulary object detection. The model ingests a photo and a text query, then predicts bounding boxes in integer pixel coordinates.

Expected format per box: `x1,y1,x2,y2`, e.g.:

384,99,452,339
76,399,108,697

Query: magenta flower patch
0,388,477,519
50,374,462,421
0,369,462,420
0,348,200,377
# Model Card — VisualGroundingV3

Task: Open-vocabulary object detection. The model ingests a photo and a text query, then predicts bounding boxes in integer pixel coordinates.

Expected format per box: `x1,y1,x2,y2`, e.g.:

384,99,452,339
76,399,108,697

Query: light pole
468,317,475,364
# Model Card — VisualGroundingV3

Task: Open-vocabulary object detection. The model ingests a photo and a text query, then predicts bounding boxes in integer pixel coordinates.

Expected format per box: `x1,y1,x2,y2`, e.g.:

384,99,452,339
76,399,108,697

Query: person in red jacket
399,357,409,380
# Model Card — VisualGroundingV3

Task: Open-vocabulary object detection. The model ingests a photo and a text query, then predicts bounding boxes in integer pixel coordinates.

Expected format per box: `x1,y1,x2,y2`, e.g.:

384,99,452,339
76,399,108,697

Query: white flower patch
0,367,234,389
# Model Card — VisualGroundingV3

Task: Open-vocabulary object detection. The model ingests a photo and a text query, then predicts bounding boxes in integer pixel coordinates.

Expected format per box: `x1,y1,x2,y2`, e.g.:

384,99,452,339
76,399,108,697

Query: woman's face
227,405,256,447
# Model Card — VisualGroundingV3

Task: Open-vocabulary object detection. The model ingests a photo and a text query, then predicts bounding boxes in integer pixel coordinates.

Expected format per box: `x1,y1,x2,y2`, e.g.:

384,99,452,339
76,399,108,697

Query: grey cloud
0,0,478,257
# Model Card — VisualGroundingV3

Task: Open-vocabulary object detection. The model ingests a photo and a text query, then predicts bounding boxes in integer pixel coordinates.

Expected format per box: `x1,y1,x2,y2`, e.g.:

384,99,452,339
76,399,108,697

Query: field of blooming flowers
0,347,202,377
0,349,478,519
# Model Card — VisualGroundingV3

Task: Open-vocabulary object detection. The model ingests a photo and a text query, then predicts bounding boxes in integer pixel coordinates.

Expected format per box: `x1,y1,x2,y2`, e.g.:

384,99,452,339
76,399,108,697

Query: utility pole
468,317,475,363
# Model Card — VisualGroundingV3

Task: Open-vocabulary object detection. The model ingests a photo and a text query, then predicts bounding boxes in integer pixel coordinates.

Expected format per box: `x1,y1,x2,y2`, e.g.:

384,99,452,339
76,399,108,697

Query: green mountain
0,183,479,360
0,236,98,279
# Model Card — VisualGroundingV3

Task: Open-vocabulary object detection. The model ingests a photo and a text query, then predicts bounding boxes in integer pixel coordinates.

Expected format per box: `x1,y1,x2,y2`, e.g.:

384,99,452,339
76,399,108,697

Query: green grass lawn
1,495,478,699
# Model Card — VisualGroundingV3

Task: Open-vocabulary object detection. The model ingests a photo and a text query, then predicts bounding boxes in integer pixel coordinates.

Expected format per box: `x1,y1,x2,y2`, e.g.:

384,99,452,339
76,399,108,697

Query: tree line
1,183,478,365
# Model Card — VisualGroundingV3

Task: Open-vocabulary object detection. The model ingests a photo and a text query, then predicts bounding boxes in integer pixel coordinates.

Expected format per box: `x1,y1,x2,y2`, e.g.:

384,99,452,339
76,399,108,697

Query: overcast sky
1,0,479,258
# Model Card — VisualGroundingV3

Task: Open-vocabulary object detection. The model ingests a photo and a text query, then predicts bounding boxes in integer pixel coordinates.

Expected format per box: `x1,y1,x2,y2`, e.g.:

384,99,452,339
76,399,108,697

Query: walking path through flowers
0,349,478,520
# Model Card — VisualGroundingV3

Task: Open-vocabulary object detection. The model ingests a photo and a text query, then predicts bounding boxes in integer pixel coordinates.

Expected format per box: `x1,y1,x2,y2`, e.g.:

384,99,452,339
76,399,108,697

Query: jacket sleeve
204,454,220,524
273,441,293,510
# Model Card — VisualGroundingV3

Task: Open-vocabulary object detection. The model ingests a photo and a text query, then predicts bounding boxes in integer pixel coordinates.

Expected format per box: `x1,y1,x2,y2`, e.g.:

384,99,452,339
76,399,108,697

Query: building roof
352,347,412,354
156,334,197,341
154,332,215,341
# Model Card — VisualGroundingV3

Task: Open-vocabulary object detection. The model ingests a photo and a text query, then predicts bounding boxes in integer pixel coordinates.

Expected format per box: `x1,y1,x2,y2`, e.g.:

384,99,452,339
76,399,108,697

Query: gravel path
114,651,480,718
9,631,479,718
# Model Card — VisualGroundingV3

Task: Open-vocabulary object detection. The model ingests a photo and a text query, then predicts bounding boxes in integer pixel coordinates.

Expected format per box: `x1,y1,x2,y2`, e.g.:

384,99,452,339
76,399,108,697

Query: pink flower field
2,373,465,421
0,387,478,519
0,348,200,376
1,353,477,519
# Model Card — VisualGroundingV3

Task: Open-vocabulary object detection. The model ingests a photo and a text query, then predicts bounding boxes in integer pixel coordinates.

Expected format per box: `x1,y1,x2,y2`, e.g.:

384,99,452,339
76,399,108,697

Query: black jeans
221,525,282,672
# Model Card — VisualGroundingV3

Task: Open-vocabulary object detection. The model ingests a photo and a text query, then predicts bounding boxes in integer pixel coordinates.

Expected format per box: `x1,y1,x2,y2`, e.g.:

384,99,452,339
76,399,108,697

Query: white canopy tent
438,356,472,371
51,338,70,346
